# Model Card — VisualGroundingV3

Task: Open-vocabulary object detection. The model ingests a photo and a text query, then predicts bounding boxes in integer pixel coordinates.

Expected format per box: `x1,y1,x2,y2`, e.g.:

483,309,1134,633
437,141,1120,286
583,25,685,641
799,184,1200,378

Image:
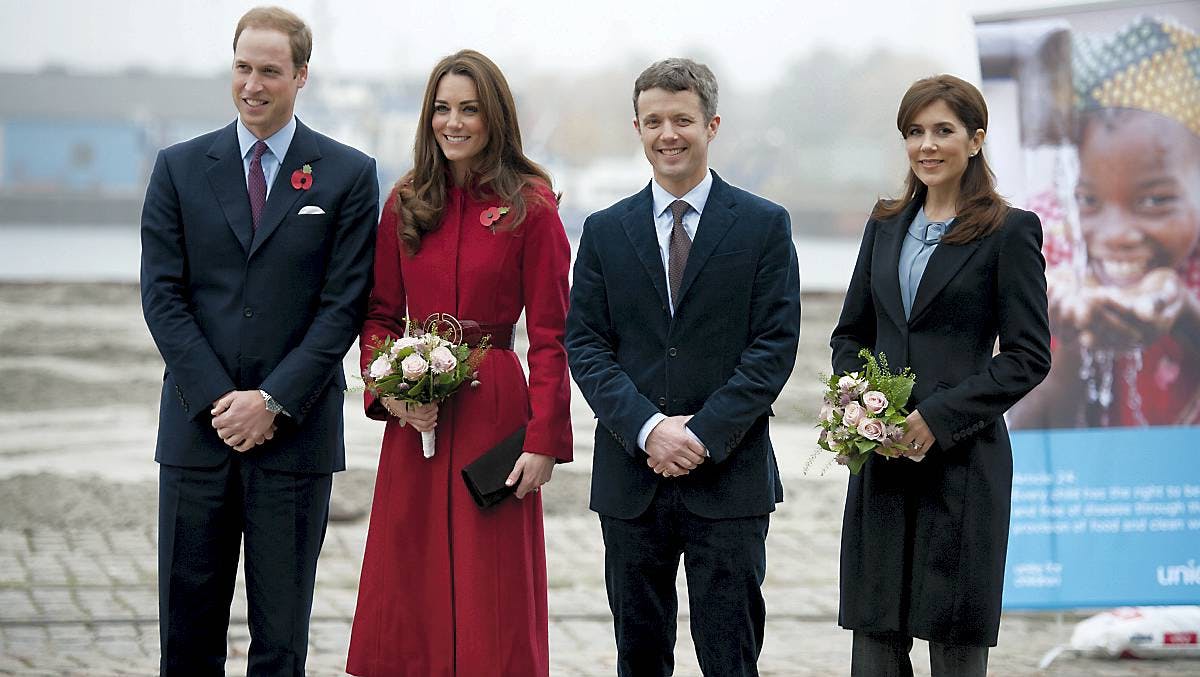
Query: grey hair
633,58,719,122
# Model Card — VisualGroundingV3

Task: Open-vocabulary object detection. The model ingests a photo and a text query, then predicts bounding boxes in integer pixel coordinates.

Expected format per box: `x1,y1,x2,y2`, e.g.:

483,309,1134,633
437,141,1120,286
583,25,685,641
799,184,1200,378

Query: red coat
346,181,572,676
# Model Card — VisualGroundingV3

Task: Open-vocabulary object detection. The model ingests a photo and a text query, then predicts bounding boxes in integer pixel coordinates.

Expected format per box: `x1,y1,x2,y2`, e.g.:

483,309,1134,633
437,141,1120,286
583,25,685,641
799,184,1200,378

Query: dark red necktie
248,140,268,229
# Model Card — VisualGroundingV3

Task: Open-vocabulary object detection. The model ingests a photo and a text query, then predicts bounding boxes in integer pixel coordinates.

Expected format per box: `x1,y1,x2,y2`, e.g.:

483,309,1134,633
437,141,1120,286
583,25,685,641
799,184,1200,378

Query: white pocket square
298,206,326,215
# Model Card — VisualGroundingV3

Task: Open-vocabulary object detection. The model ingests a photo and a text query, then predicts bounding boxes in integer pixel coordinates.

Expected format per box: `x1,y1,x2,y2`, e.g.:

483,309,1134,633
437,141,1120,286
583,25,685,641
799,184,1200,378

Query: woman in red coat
346,49,572,676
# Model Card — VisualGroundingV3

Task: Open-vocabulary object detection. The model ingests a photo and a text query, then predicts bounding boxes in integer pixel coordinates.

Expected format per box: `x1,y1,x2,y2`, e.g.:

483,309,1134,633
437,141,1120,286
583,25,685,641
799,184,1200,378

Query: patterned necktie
248,140,268,230
667,199,692,312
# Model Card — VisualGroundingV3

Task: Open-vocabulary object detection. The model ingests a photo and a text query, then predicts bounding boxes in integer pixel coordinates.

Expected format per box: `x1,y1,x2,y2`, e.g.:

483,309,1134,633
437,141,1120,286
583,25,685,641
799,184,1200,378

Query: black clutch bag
461,426,526,509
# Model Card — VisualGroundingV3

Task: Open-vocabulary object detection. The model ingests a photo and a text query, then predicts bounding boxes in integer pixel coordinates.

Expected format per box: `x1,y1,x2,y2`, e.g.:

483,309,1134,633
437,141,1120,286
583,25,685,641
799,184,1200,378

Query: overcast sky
0,0,1078,85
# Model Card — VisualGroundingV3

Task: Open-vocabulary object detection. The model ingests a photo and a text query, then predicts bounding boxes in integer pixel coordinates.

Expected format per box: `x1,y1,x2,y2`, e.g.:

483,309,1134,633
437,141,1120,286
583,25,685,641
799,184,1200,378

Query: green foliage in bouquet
363,327,490,405
816,349,915,475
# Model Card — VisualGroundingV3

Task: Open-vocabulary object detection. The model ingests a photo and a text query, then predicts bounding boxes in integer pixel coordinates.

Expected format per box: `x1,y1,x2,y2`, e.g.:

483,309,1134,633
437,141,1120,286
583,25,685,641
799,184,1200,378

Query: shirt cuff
684,425,710,457
637,413,666,451
636,414,710,458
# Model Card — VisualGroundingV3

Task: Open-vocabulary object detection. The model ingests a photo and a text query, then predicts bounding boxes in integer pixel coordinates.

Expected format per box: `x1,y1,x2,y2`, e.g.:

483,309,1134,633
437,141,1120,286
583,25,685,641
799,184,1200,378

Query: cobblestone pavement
4,467,1199,675
1,284,1198,675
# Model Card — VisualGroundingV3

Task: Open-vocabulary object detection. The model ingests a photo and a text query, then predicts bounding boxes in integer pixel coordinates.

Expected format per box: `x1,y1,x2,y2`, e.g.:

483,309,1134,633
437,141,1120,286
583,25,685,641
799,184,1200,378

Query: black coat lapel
907,233,983,325
205,122,253,254
249,120,322,259
620,184,670,311
675,171,735,308
873,201,918,329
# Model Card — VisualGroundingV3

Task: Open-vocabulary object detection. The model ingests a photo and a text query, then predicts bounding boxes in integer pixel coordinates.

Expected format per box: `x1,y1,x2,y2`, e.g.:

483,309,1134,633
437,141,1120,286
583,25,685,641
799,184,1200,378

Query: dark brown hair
396,50,554,254
233,6,312,71
873,74,1008,244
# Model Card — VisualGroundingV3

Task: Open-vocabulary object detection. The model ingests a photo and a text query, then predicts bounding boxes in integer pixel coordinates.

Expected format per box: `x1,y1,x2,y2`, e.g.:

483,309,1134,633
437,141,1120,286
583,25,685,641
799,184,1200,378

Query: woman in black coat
830,74,1051,676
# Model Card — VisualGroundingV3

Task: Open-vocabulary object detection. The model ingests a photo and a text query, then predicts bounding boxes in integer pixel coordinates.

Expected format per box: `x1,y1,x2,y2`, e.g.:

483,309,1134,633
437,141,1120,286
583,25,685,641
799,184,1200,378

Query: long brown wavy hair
395,49,554,254
872,74,1009,245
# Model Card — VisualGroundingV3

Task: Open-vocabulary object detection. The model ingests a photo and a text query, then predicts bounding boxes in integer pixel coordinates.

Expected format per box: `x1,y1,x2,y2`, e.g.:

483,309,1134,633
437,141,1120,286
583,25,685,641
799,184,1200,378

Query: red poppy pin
479,206,510,232
291,164,313,191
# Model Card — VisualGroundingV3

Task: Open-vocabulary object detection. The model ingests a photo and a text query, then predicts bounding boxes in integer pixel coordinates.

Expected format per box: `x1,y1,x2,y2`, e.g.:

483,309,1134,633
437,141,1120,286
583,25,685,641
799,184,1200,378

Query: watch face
260,391,281,413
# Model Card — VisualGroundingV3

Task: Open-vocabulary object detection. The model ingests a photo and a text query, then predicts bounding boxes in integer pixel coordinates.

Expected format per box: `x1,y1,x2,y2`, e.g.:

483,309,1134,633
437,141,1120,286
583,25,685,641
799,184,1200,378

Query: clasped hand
645,415,706,478
380,397,439,432
506,452,555,499
211,390,277,452
898,410,935,461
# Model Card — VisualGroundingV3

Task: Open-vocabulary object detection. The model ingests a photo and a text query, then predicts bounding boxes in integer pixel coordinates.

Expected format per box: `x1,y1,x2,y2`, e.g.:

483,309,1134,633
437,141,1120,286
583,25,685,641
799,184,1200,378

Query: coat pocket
702,248,751,273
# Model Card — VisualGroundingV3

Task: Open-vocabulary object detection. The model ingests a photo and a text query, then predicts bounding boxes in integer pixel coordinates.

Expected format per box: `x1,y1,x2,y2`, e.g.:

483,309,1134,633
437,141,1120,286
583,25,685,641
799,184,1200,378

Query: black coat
566,172,801,520
830,201,1051,646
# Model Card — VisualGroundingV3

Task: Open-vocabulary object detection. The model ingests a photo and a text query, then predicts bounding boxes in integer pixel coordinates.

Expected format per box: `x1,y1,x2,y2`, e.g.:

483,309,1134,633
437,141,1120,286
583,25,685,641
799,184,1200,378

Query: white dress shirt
636,170,715,455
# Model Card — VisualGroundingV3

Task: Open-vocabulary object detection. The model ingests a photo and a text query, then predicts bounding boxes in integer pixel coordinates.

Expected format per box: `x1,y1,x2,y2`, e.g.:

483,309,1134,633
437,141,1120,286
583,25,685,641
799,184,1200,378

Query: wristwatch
259,390,284,414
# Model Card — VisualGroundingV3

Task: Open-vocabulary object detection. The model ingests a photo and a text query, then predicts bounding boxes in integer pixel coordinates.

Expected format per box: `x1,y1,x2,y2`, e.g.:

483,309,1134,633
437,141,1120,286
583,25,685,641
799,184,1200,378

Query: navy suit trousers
600,482,769,677
158,457,331,677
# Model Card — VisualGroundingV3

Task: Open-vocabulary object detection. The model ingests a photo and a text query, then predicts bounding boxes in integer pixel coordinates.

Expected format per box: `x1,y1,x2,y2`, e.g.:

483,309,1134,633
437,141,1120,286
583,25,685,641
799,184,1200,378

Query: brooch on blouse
479,206,510,233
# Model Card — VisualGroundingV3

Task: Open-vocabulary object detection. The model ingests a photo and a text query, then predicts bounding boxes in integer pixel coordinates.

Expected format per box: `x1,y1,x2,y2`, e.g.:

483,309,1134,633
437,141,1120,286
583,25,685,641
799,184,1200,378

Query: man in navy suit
566,58,801,676
140,7,377,675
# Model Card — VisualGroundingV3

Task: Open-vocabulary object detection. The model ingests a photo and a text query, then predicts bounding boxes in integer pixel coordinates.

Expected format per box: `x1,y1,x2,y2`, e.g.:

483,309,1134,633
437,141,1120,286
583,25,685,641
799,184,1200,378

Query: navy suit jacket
141,119,378,474
566,171,801,520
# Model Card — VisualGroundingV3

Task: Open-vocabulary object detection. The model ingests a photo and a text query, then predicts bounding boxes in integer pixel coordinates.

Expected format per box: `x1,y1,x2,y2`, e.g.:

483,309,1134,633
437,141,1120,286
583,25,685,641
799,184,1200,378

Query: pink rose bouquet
816,349,915,474
363,319,489,458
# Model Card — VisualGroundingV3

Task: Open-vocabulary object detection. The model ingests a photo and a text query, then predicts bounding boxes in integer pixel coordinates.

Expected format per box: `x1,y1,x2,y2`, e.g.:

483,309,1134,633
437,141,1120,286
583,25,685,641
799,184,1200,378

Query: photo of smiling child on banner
1009,15,1200,430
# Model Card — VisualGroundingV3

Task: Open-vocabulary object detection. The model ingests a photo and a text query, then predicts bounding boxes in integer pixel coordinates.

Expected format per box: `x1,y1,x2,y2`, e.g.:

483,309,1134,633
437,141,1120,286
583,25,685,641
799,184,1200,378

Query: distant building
0,69,229,224
0,69,422,225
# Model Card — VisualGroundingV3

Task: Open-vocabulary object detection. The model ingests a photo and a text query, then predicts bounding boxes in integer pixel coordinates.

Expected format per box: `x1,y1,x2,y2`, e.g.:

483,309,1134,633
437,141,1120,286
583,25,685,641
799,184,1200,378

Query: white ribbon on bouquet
421,430,435,459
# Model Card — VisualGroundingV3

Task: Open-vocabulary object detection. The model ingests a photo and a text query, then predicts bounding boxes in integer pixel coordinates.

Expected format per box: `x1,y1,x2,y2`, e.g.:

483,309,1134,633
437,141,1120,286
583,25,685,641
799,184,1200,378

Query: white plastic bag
1069,606,1200,659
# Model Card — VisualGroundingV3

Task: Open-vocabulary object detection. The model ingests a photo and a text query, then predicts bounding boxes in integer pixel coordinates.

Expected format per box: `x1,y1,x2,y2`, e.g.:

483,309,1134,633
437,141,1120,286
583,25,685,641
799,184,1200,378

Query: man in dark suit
565,58,801,676
140,7,378,675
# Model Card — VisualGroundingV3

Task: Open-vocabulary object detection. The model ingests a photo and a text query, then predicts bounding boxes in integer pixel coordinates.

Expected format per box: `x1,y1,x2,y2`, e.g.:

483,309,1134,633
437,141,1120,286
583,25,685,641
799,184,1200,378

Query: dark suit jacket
830,201,1051,646
566,171,801,520
141,119,378,475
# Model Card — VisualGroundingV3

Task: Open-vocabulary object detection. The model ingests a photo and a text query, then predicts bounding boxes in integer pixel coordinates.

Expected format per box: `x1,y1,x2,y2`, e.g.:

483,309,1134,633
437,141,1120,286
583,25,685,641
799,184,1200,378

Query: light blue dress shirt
235,116,297,415
236,116,297,198
899,207,954,320
638,170,715,456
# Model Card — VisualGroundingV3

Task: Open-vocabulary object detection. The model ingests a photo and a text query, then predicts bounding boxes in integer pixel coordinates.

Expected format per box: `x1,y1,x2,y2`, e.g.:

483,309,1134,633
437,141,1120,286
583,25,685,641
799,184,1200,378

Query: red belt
422,313,515,350
462,321,515,350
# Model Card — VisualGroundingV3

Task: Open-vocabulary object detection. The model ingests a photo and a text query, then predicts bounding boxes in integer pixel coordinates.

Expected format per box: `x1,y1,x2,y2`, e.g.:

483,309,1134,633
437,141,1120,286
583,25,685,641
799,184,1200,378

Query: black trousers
851,630,989,677
600,482,770,677
158,455,332,677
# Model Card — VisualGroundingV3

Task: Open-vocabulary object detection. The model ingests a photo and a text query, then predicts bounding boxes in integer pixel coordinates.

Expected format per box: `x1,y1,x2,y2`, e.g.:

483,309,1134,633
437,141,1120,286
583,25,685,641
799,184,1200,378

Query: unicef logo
1157,560,1200,586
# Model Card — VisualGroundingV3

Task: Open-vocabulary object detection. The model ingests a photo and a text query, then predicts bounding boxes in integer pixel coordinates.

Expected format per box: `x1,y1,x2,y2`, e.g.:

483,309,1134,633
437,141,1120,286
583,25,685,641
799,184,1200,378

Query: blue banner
1003,427,1200,609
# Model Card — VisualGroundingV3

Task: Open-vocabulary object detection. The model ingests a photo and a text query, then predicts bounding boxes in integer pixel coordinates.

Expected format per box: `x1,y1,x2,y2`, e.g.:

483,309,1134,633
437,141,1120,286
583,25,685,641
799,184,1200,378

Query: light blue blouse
899,207,954,320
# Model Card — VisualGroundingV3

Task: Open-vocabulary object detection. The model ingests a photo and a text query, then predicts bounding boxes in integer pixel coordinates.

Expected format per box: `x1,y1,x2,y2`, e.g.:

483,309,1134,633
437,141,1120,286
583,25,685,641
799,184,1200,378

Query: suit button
668,347,678,357
658,397,667,408
243,307,253,318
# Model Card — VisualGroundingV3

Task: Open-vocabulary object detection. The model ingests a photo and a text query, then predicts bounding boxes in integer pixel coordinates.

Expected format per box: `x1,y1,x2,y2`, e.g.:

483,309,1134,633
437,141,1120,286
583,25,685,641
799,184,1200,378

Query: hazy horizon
0,0,1000,84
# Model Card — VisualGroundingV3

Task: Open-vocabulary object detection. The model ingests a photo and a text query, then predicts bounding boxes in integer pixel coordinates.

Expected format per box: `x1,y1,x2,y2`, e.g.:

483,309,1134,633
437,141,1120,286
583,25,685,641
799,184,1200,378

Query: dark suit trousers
158,455,332,677
600,482,769,677
851,631,989,677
